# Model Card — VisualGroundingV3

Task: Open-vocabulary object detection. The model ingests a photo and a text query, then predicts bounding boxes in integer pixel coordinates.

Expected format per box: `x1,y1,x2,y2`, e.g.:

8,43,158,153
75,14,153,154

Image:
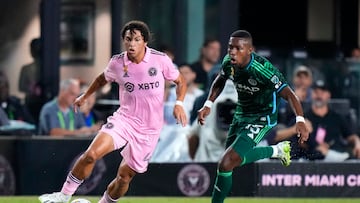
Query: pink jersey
104,47,179,137
104,47,179,135
101,47,179,173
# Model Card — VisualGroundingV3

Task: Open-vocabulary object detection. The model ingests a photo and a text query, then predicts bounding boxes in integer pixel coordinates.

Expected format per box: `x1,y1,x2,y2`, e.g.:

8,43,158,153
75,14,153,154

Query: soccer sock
211,170,233,203
241,146,273,165
60,172,84,195
271,145,279,158
98,191,119,203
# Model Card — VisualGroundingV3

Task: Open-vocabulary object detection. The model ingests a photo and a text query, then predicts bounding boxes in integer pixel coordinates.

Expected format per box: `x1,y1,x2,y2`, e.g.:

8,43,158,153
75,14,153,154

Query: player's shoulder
149,48,166,57
111,52,126,60
252,52,271,66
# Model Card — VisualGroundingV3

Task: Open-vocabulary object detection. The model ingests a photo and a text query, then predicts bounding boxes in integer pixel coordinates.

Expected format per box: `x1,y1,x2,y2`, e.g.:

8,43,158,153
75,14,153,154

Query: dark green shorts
226,115,276,158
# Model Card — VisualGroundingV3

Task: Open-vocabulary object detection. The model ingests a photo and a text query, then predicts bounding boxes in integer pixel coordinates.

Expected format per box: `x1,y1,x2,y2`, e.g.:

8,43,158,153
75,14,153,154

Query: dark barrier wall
1,137,360,197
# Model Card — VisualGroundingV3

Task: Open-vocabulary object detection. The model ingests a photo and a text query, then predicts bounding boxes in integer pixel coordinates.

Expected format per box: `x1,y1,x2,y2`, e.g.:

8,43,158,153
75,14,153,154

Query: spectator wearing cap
278,65,313,124
292,65,313,102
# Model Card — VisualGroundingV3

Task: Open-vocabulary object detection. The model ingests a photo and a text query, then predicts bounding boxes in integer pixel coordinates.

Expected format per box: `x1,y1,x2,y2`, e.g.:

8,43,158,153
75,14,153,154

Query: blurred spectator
190,72,219,124
190,38,221,90
164,63,204,125
187,80,237,162
79,84,104,128
38,78,98,136
272,80,360,161
349,47,360,62
0,71,34,124
18,37,44,123
278,65,313,124
152,63,204,162
158,44,176,65
0,108,9,127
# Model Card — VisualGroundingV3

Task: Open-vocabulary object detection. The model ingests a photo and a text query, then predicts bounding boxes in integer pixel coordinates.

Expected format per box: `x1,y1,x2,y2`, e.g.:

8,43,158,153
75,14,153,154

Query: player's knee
116,172,133,186
81,150,99,164
218,151,241,171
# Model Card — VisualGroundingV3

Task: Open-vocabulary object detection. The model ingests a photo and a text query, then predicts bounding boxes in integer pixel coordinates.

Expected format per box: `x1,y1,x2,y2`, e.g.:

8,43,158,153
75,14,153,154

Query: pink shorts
99,113,159,173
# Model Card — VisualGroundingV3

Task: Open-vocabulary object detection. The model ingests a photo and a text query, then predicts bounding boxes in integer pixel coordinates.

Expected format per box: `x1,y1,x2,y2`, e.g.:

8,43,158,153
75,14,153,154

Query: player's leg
211,147,242,203
211,122,248,203
39,132,115,203
239,124,291,166
99,161,137,203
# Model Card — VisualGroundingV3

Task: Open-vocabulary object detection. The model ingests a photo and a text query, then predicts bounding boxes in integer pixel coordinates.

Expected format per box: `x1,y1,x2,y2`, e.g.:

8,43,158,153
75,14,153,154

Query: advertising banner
257,161,360,197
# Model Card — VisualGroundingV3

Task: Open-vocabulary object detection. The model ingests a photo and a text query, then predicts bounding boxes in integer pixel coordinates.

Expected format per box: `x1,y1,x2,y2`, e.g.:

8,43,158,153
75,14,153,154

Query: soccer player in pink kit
39,20,188,203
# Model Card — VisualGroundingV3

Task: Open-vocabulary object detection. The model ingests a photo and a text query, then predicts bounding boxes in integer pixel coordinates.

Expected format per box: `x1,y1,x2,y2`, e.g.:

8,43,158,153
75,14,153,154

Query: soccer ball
70,198,91,203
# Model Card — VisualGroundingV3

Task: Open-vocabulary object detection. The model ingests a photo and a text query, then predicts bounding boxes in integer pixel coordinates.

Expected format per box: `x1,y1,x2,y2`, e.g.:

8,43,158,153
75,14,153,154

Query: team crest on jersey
123,66,129,77
270,75,282,89
148,67,157,76
248,78,257,86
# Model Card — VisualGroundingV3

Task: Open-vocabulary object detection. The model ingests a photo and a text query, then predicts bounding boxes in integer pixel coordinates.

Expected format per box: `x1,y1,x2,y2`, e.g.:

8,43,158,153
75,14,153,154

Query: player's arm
197,74,226,125
279,86,309,143
73,72,108,112
172,73,188,126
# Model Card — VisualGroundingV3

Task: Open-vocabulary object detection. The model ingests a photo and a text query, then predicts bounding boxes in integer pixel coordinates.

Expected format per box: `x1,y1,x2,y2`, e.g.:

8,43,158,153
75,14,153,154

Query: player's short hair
230,30,253,45
121,20,151,42
231,30,252,39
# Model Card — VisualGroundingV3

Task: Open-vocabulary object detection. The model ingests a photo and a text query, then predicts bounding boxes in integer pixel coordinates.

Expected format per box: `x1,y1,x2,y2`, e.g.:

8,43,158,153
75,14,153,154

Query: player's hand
296,121,309,144
173,105,187,127
197,106,211,125
73,94,87,113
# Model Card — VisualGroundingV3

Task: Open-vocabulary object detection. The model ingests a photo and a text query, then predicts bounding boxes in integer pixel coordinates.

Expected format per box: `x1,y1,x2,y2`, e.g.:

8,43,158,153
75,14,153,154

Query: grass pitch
1,197,360,203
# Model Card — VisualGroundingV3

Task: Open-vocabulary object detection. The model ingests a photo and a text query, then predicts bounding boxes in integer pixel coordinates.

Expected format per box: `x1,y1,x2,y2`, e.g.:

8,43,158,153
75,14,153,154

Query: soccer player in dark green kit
198,30,309,203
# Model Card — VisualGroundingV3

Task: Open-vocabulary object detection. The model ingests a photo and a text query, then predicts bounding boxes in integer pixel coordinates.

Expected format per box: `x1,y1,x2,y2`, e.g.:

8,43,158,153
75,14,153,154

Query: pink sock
98,191,118,203
60,172,84,195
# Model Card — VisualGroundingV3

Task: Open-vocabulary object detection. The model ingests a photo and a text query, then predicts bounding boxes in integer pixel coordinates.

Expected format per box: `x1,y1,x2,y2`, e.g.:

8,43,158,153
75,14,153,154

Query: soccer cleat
276,141,291,166
38,192,71,203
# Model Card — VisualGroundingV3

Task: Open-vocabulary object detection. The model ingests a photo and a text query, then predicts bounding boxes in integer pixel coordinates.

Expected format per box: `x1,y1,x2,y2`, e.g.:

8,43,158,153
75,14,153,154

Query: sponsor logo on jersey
124,82,135,92
138,81,160,90
237,83,260,95
124,81,161,92
148,67,157,76
177,164,210,196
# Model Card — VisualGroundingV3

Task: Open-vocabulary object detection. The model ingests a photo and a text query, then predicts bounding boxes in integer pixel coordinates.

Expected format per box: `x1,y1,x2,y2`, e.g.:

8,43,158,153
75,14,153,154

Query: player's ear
248,45,254,54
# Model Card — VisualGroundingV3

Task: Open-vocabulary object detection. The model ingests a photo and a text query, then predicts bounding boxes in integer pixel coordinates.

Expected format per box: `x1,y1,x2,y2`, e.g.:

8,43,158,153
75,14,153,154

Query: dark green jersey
220,52,288,117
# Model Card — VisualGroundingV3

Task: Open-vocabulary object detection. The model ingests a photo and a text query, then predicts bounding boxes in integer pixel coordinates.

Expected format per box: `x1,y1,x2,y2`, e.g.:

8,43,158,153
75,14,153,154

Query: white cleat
38,192,71,203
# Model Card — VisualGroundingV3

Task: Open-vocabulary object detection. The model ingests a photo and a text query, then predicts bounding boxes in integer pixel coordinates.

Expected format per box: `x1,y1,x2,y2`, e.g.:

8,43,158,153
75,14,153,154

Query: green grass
1,197,360,203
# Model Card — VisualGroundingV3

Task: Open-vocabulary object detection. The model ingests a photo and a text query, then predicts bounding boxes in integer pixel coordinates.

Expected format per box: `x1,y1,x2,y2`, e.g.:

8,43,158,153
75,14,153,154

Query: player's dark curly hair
121,20,151,42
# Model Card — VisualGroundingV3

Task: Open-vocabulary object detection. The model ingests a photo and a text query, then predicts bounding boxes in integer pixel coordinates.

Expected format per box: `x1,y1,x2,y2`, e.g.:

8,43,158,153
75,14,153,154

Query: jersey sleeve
162,55,179,81
104,55,121,83
219,54,233,80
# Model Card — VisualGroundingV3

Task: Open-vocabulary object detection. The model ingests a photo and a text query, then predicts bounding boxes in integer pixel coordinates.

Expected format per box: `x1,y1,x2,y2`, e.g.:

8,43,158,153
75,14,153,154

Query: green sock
241,146,273,165
212,170,233,203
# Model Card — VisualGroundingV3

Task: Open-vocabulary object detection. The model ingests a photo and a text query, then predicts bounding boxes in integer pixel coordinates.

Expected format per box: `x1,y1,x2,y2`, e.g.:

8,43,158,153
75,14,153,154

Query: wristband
296,116,305,123
175,100,184,107
204,100,213,108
